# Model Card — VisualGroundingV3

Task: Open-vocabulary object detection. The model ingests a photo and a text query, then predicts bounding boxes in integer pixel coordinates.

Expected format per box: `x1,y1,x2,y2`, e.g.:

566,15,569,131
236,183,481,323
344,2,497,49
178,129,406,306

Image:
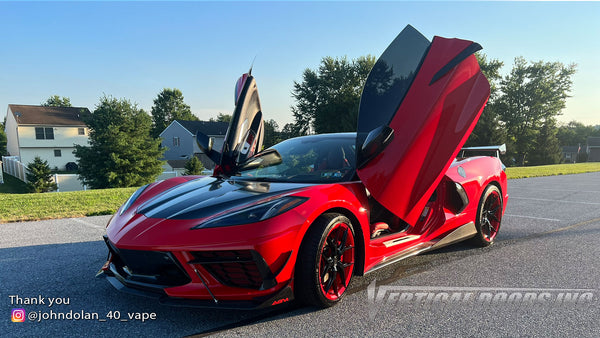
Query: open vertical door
203,72,264,176
356,25,490,226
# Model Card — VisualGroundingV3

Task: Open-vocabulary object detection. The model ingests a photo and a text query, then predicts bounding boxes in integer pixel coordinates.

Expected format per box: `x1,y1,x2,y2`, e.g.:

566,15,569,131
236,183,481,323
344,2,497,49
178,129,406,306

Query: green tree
42,95,72,107
263,119,280,148
465,54,506,147
528,120,562,165
209,113,232,123
25,156,57,193
496,57,576,165
577,150,589,163
557,121,599,146
183,156,205,175
74,96,165,189
280,123,299,141
151,88,197,137
291,55,376,134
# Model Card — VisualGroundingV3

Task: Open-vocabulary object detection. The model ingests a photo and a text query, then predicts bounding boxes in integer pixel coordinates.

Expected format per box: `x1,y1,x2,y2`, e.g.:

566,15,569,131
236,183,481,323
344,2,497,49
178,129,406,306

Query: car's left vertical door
218,73,265,175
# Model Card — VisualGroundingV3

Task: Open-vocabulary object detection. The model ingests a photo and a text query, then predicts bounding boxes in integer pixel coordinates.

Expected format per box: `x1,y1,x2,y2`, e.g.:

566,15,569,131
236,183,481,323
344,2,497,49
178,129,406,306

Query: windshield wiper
230,176,285,183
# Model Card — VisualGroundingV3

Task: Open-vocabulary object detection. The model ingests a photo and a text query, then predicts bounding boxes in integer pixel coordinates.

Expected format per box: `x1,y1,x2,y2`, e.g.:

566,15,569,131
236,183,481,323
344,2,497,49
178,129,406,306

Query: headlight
119,184,149,215
192,196,308,229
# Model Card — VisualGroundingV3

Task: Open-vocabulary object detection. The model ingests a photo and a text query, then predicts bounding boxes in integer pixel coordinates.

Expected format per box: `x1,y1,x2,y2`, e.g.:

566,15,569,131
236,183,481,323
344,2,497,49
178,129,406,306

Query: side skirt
365,221,476,274
429,221,476,250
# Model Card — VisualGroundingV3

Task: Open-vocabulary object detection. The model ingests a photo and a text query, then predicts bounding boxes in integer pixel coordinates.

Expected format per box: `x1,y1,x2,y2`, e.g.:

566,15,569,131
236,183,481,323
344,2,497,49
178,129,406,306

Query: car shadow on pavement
0,240,304,337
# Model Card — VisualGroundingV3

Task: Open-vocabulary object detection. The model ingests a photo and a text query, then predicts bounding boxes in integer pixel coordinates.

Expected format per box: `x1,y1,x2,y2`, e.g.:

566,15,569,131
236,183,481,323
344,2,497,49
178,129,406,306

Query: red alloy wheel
480,188,502,242
317,222,355,301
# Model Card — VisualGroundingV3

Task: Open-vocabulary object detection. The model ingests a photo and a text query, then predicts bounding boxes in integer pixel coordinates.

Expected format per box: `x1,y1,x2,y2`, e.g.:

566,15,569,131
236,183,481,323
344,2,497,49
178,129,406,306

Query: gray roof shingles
9,104,90,126
176,120,229,136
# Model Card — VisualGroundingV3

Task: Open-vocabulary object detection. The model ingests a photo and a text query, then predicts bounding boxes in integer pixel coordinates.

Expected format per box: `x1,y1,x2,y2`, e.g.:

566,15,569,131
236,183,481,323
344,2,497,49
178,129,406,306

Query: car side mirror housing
498,143,506,155
358,125,394,169
196,132,214,153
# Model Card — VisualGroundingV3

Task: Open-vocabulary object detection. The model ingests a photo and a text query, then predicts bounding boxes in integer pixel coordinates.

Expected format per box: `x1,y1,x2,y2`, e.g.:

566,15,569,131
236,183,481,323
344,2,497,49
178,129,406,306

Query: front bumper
103,268,294,309
100,235,295,309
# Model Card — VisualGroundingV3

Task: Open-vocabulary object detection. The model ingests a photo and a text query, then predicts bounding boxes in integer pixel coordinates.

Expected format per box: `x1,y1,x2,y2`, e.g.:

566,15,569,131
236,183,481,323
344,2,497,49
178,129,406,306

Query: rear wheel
295,213,355,307
471,185,503,247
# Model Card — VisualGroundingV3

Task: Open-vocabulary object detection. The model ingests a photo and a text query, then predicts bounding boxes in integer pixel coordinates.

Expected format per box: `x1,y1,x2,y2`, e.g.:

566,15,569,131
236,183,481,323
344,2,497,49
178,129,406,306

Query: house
160,120,229,169
561,145,580,163
587,137,600,162
4,104,90,170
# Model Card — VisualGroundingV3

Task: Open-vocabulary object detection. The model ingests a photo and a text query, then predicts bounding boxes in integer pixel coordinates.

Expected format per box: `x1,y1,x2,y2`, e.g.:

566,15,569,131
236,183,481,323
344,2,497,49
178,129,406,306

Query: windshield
235,134,356,183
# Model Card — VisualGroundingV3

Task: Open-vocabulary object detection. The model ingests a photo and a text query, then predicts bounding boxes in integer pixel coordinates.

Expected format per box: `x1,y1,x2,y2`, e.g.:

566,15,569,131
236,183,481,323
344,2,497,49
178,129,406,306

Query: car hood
133,176,312,220
106,177,316,248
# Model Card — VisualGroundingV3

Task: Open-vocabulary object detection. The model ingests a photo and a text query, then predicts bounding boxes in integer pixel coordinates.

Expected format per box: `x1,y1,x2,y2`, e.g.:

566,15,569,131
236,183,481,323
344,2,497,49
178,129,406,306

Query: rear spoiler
459,144,506,159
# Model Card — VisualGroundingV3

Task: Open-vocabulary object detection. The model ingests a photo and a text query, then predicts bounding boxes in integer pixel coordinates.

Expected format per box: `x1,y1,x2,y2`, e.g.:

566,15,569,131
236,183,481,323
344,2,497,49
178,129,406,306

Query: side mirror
358,125,394,169
196,132,213,153
196,132,222,165
239,148,282,171
498,143,506,155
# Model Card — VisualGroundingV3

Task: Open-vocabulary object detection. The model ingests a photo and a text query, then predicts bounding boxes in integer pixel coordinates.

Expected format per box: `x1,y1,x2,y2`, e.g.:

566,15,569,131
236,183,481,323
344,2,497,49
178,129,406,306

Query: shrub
184,156,205,175
25,156,57,193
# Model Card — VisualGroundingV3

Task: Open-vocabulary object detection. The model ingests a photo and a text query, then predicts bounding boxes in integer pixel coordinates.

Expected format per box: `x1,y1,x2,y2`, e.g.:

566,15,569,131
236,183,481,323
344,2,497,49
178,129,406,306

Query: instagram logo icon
12,309,25,322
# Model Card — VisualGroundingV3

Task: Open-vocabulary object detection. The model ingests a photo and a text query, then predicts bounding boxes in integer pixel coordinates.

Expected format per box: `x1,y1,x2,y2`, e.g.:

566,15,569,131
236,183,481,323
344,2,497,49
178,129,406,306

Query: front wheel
295,213,355,307
471,184,503,247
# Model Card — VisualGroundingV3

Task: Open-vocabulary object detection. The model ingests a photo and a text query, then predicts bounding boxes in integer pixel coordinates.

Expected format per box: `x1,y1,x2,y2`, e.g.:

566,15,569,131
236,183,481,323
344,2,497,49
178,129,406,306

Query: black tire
295,213,355,308
471,184,503,247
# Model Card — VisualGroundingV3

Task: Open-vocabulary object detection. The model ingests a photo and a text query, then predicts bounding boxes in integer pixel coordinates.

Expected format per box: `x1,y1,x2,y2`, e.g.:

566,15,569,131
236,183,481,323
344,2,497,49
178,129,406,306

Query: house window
54,149,62,157
173,137,180,147
35,127,54,140
78,128,85,135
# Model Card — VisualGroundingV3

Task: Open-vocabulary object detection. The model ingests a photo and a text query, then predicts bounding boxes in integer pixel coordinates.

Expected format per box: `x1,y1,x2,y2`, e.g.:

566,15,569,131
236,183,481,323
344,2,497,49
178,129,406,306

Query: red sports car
99,25,507,308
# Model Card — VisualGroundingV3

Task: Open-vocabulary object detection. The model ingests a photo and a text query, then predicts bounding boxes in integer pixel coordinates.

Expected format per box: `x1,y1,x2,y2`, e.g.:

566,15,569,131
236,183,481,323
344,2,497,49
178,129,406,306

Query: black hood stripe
138,178,313,220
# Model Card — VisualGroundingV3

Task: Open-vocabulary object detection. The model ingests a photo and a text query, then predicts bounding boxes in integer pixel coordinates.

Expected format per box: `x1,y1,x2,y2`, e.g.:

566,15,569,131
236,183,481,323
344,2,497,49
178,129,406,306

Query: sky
1,1,598,128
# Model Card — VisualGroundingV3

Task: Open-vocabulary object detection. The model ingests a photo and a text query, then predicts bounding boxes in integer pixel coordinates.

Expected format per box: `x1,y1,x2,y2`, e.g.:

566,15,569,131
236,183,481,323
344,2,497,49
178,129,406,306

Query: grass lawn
505,162,600,179
1,162,600,223
0,186,137,223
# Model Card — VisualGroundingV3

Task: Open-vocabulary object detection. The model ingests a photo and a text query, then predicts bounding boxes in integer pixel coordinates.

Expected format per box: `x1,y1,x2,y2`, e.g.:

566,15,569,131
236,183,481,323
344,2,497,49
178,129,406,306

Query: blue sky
1,1,598,127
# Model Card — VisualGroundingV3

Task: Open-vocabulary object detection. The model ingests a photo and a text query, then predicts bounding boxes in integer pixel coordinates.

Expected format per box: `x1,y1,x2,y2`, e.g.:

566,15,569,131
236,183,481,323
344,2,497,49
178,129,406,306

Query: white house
4,104,91,170
160,120,229,169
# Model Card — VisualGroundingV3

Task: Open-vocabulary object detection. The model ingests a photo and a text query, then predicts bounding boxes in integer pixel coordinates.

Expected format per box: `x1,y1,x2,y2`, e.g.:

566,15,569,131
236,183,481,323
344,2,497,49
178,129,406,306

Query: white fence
0,156,86,191
1,156,27,182
0,161,3,184
52,174,86,192
156,171,179,181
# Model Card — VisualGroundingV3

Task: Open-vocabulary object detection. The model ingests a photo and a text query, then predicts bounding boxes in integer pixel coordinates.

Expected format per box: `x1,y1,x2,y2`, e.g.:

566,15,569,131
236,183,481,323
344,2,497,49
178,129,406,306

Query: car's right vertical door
356,25,490,227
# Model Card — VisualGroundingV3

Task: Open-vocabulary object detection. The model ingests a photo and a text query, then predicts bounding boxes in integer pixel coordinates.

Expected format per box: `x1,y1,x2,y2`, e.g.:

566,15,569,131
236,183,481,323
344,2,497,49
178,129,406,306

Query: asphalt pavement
2,172,599,337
